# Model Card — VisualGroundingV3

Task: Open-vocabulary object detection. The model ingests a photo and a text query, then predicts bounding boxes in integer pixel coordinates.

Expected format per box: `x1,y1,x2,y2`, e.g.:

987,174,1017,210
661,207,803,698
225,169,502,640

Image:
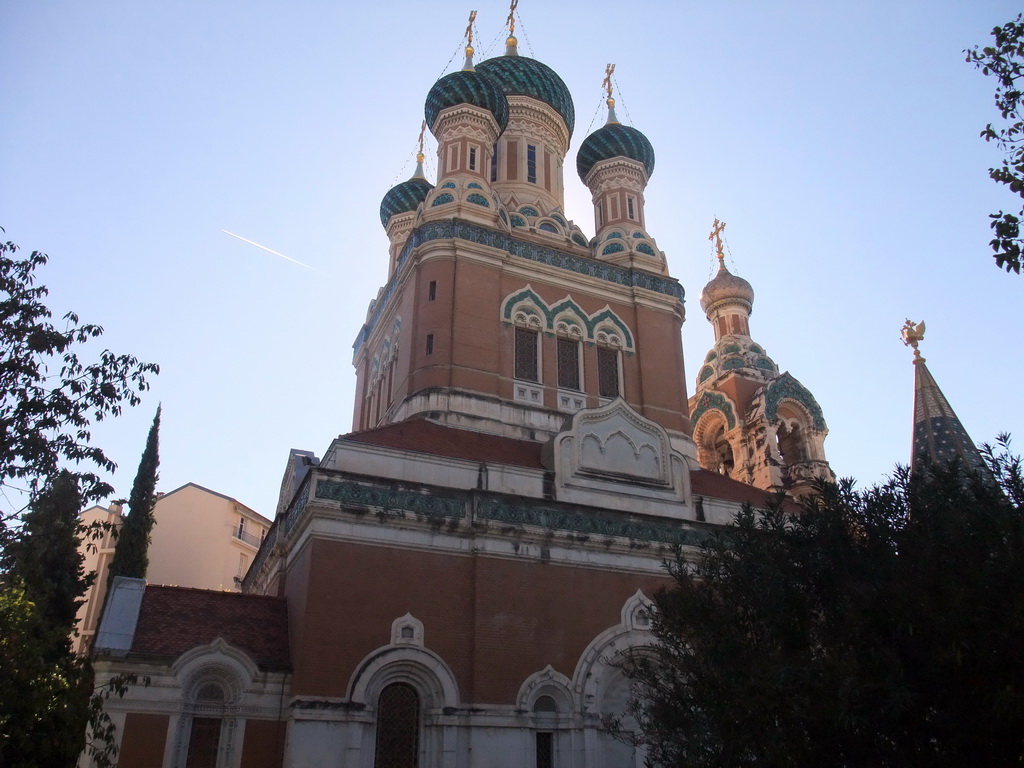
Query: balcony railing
234,526,262,547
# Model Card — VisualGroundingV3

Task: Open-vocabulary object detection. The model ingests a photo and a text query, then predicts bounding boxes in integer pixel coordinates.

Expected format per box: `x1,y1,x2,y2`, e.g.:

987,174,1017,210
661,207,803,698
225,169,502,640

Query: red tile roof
345,418,546,469
131,585,289,669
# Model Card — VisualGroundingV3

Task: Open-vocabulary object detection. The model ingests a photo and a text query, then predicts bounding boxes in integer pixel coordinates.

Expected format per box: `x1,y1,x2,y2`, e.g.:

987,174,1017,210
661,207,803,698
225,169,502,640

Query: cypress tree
11,469,88,654
108,406,161,582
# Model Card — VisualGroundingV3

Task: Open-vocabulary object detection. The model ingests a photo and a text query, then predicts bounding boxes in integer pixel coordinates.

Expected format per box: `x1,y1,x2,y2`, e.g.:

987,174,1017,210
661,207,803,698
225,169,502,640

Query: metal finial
462,11,478,70
901,319,927,361
602,63,619,123
709,218,727,261
507,0,518,35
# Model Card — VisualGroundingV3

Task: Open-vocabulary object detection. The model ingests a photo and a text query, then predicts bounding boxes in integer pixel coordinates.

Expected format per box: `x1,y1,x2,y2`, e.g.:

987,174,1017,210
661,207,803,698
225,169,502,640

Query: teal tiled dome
577,123,655,182
380,178,434,227
425,70,510,134
475,56,575,137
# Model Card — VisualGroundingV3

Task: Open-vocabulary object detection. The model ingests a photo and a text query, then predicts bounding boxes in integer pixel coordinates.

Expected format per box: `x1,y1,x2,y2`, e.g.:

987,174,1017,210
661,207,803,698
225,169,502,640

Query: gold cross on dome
465,10,476,46
417,120,425,155
709,218,726,257
602,63,615,101
507,0,518,34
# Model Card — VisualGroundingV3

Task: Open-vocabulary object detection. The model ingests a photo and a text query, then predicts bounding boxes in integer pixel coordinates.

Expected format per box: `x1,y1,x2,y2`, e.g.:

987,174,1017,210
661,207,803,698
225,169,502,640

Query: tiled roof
131,585,289,669
345,419,546,470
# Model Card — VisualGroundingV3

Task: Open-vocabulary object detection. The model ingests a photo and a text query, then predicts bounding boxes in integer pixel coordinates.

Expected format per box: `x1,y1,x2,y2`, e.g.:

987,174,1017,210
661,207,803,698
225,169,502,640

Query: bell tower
688,221,832,496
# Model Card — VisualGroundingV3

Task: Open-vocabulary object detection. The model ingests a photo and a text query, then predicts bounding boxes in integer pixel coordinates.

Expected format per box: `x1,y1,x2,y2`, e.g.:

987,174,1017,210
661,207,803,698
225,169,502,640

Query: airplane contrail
222,230,321,273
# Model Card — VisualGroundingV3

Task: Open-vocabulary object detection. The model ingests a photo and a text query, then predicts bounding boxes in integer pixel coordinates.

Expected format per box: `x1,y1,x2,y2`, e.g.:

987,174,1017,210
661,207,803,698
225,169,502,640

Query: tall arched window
374,682,421,768
185,682,226,768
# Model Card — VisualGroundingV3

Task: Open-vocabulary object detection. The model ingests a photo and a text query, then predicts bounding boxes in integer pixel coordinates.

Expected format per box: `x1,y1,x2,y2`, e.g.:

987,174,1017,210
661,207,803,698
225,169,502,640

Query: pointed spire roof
902,320,988,475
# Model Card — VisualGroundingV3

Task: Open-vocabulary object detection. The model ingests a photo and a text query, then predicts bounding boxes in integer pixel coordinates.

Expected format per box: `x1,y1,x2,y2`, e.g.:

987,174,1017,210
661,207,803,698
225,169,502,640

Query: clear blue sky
2,1,1020,517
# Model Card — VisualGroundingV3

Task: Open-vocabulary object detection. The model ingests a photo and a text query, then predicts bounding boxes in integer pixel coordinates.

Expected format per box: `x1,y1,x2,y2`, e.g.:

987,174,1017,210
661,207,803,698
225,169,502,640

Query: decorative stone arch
170,638,258,768
348,643,461,768
589,307,635,351
501,286,546,330
572,592,656,767
347,644,460,711
516,664,575,713
535,216,565,235
390,612,425,647
173,637,258,700
764,372,826,432
691,399,740,478
760,373,828,469
548,296,589,337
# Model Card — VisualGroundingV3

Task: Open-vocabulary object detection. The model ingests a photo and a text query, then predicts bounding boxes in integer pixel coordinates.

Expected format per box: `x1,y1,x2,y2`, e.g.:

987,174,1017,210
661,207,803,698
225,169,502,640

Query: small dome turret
577,122,655,182
379,154,434,227
699,260,755,313
425,69,510,135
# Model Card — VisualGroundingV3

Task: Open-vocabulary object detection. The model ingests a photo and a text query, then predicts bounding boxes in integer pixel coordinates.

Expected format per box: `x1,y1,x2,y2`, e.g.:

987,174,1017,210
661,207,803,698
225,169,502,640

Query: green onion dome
379,178,434,227
475,55,575,138
577,122,655,182
425,70,510,134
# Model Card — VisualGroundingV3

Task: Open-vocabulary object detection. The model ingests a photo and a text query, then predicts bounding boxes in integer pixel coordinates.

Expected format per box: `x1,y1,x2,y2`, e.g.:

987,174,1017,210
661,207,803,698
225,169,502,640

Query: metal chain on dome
583,64,612,138
611,73,634,126
515,12,535,58
389,122,436,188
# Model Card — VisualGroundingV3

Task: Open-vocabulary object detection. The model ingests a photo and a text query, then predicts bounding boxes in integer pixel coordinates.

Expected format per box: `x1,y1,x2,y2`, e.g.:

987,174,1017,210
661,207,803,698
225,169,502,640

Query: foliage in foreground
967,15,1024,274
626,439,1024,767
0,237,157,767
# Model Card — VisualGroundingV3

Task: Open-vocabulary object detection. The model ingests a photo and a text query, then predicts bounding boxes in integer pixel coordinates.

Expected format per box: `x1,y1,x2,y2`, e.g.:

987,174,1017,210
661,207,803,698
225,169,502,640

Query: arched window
712,424,735,476
185,682,226,768
533,695,558,768
554,320,584,392
374,682,421,768
597,346,620,398
776,422,806,464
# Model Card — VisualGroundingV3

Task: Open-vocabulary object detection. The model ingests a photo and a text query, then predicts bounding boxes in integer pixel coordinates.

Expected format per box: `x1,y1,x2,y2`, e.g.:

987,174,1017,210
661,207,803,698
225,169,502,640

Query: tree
0,236,158,767
967,15,1024,274
0,239,158,524
0,472,94,767
107,405,161,583
625,443,1024,767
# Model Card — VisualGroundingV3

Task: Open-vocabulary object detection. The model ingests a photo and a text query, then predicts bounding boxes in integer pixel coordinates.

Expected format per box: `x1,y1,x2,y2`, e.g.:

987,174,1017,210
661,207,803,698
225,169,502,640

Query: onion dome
379,154,434,227
476,44,575,137
577,121,655,182
699,259,755,312
425,69,510,134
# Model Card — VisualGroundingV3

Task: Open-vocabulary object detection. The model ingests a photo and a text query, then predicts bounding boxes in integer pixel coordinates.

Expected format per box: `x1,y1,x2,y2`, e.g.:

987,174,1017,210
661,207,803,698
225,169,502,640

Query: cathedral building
92,15,835,768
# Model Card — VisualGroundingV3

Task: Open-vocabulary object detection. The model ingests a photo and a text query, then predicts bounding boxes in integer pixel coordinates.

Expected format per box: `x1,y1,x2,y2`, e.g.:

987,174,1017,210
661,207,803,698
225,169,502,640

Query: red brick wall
289,539,670,704
240,720,288,768
118,712,169,767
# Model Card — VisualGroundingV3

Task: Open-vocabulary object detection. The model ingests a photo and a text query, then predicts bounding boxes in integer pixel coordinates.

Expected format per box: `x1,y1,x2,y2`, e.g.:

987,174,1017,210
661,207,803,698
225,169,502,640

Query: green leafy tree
0,236,158,767
626,442,1024,767
0,239,158,525
967,15,1024,274
1,473,94,767
107,406,161,582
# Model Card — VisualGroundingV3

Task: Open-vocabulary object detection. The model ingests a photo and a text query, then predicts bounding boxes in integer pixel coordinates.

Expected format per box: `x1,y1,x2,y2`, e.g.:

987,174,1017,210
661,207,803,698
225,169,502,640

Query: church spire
902,320,988,475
